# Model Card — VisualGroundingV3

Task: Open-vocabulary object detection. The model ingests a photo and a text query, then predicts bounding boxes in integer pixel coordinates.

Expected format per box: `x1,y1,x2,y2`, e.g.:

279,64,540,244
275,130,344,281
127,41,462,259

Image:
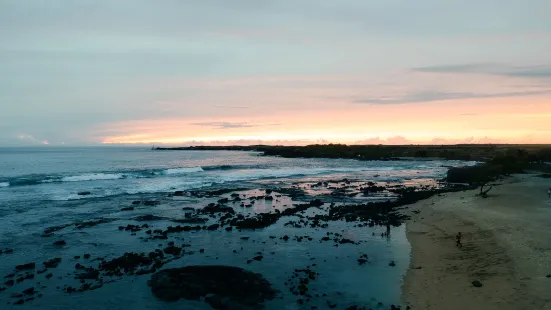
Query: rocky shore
0,174,469,309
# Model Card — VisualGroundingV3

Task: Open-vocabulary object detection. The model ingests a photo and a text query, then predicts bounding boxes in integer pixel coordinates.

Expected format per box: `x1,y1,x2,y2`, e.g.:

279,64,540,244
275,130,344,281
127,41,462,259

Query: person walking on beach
456,232,462,248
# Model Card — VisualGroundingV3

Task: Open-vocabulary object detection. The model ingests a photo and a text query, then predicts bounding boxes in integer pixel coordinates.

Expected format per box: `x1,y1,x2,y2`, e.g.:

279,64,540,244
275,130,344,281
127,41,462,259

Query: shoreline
401,174,551,309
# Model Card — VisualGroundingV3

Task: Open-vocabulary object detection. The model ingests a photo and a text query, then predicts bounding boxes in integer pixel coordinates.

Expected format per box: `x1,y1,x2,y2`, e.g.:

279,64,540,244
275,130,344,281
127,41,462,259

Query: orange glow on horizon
99,95,551,145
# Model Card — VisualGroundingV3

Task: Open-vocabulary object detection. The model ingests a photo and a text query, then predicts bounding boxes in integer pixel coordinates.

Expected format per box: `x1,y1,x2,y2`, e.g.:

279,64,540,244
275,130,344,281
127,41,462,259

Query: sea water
0,147,472,309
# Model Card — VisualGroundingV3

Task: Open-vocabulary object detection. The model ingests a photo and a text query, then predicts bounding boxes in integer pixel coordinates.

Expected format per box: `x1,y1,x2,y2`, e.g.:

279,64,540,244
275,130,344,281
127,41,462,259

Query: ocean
0,147,473,309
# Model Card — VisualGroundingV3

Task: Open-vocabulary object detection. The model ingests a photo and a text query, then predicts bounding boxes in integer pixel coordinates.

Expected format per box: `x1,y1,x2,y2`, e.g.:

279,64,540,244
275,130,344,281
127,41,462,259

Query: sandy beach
402,174,551,310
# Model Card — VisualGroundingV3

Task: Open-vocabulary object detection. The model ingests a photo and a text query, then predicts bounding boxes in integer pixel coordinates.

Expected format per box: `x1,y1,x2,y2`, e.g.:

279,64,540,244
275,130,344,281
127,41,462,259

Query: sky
1,0,551,146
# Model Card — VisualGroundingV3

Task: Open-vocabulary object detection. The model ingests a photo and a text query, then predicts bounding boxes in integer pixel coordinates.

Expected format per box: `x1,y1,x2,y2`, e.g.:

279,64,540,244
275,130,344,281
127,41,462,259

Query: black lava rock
148,265,277,309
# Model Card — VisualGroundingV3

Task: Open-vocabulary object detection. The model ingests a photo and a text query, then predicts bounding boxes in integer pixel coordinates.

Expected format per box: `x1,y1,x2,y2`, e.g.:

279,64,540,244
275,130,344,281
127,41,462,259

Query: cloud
17,134,37,141
190,121,257,129
355,136,413,145
211,105,249,109
430,136,502,145
355,135,504,145
160,139,323,147
190,121,281,129
354,89,551,104
412,63,551,79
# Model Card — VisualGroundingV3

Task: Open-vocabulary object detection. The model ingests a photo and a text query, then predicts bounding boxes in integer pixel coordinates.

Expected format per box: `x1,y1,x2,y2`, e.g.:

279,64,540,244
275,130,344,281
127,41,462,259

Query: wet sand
402,174,551,310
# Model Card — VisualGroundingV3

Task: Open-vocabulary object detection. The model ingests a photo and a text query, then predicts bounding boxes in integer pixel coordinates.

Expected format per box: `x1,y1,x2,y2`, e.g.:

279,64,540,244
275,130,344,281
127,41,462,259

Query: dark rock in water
173,191,185,196
172,217,208,224
133,214,165,221
77,191,91,196
43,258,62,268
15,263,36,271
389,261,396,267
163,246,182,256
119,224,148,232
132,201,141,205
357,259,367,265
252,256,263,261
53,240,67,246
121,207,135,211
143,200,161,206
75,218,115,230
83,254,91,259
265,196,274,201
207,224,220,231
75,269,100,280
5,280,14,286
100,252,154,276
338,238,356,245
1,248,14,255
546,274,551,278
148,265,277,309
308,199,324,207
472,280,483,287
201,204,235,214
182,207,195,211
230,213,279,230
218,198,229,204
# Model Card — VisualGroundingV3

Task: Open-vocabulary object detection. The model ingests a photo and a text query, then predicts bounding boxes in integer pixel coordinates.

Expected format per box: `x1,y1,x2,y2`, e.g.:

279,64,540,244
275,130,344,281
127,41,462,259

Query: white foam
125,180,211,195
162,167,204,175
217,167,387,182
0,182,9,188
61,173,126,182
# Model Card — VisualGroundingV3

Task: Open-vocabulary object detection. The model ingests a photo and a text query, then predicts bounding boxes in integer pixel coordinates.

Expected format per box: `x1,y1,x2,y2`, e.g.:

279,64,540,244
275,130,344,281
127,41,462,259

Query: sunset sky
1,0,551,146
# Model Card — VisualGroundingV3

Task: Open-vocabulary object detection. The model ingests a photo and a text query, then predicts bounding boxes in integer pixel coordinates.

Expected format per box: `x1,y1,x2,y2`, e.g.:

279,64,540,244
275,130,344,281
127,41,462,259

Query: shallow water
0,197,410,309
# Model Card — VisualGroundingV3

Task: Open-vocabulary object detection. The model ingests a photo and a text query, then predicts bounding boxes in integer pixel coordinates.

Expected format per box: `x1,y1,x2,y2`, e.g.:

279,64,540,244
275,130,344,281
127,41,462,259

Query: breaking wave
61,173,128,182
160,167,204,175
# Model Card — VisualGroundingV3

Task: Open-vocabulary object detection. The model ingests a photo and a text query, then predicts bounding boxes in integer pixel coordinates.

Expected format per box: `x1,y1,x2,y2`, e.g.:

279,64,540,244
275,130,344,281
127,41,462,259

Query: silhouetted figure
548,188,551,199
456,232,463,248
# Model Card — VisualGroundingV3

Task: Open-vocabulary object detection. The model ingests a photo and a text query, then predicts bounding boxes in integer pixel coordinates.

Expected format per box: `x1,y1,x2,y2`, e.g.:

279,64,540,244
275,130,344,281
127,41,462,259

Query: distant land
154,144,551,162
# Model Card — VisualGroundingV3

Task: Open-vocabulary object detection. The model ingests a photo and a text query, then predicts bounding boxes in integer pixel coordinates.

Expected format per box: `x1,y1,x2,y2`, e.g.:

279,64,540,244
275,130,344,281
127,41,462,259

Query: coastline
401,174,551,309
